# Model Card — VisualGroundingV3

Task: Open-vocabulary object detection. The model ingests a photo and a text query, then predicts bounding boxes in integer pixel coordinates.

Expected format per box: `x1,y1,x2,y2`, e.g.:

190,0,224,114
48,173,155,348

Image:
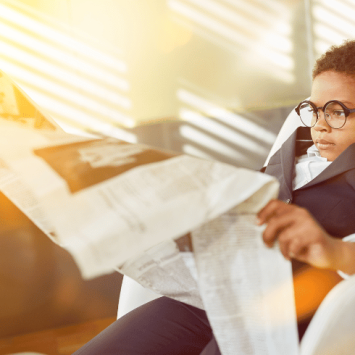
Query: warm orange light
293,267,342,322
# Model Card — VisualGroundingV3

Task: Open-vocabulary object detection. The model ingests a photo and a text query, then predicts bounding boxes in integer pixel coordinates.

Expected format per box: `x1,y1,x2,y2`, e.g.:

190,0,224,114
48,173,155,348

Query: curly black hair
313,40,355,80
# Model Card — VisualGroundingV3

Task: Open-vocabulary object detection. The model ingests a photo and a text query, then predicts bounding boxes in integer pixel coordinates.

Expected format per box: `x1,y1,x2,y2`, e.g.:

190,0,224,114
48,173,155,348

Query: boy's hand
257,199,342,270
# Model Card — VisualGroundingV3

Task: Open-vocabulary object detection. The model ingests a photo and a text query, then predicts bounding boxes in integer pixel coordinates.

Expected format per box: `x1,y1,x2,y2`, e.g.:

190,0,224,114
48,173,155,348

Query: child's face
310,71,355,161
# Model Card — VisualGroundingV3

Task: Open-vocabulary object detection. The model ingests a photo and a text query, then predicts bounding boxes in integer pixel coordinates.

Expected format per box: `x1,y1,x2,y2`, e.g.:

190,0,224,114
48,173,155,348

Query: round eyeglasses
295,100,355,129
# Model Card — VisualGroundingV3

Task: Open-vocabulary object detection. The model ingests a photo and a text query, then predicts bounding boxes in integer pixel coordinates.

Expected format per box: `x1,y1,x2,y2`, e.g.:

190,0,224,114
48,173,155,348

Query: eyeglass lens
299,102,346,128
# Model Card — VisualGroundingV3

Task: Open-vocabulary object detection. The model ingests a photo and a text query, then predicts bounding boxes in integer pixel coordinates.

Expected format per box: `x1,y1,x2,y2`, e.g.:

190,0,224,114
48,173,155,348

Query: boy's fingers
257,199,278,224
278,236,291,260
262,213,294,246
258,201,339,268
257,199,290,225
288,238,304,258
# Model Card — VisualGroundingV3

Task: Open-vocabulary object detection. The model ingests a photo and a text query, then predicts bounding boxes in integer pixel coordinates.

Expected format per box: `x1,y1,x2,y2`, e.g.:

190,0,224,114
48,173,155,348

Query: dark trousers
73,296,221,355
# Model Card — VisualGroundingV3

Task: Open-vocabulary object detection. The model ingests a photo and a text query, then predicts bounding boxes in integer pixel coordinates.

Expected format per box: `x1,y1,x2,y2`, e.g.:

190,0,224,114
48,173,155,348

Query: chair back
264,106,303,166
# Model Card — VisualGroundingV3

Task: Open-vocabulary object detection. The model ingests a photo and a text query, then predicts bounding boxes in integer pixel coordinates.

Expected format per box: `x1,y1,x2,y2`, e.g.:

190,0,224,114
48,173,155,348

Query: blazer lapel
301,143,355,189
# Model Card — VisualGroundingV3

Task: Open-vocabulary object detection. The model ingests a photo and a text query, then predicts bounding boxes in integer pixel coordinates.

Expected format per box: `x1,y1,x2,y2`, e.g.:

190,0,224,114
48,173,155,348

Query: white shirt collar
293,144,331,190
307,144,324,158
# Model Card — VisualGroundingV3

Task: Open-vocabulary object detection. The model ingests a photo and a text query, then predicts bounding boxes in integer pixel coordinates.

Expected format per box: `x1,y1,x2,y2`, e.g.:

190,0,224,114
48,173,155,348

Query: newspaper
0,120,273,270
0,120,298,354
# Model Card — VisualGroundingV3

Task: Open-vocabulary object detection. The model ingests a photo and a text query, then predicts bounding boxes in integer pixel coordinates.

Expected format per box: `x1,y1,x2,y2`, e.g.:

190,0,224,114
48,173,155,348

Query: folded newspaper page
0,120,277,273
192,185,299,355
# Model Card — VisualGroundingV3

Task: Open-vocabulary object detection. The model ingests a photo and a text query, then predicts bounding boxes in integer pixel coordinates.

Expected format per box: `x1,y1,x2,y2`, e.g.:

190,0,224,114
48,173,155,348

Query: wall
0,0,354,168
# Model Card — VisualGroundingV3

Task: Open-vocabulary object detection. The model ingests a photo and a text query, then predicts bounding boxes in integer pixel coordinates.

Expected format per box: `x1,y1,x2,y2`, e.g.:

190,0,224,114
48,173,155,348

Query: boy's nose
313,111,331,131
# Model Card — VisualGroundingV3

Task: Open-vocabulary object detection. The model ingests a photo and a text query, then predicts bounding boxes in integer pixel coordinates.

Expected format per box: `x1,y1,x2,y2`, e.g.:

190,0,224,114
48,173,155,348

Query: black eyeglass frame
295,99,355,129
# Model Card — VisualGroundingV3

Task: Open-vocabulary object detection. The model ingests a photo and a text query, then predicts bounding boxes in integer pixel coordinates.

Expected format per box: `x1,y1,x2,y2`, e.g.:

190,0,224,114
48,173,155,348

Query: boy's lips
316,138,335,149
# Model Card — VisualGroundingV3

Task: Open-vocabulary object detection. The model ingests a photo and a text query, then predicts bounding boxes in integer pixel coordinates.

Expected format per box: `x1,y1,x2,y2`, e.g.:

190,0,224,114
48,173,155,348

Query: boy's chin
318,150,337,161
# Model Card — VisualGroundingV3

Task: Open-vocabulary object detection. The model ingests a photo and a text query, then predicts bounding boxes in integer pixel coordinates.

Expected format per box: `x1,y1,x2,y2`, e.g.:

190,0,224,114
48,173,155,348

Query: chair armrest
300,275,355,355
117,275,161,319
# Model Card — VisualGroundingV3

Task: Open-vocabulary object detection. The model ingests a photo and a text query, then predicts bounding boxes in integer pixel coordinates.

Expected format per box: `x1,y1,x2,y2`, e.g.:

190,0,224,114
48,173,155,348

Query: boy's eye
333,110,345,117
326,109,345,119
305,108,316,115
325,101,346,119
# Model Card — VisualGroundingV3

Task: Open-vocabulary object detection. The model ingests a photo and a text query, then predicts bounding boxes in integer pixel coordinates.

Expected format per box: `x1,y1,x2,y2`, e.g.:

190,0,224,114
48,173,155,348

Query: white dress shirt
292,144,332,190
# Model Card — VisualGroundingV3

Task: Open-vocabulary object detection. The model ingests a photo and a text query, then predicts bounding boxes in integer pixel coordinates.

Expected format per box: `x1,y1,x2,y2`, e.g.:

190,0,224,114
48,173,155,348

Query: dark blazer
263,126,355,339
263,126,355,238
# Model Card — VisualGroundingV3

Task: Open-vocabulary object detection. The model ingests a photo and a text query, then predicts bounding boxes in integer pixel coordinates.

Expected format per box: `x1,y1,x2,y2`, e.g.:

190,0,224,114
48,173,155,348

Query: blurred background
2,0,354,169
0,0,354,353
